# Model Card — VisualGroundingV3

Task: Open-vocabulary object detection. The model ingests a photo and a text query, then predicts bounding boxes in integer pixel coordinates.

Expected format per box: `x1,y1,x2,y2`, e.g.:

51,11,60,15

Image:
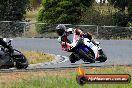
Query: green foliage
28,0,41,10
98,26,132,39
37,0,93,33
1,0,28,21
108,0,132,26
81,0,94,7
113,11,129,27
0,0,5,21
108,0,127,11
0,0,29,37
81,6,114,26
127,22,132,27
39,0,81,24
108,0,132,16
127,0,132,16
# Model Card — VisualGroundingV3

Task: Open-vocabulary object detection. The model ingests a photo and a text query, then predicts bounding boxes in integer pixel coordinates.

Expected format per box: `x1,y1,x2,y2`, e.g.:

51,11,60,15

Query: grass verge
21,50,54,64
0,66,132,88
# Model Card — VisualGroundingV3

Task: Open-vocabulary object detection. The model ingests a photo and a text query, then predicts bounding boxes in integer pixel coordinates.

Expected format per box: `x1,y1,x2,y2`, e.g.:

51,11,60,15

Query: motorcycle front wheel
69,53,80,63
78,49,95,63
98,50,107,62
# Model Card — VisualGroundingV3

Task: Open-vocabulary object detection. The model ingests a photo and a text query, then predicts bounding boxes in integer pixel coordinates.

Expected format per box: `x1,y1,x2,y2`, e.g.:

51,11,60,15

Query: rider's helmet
56,24,66,36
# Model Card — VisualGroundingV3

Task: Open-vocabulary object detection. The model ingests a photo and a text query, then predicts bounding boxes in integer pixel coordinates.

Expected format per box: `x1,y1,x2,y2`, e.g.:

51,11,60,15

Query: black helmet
56,24,66,36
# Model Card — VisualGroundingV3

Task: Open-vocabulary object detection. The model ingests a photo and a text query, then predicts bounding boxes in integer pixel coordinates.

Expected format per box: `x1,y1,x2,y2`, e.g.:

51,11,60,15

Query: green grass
1,66,131,88
11,76,131,88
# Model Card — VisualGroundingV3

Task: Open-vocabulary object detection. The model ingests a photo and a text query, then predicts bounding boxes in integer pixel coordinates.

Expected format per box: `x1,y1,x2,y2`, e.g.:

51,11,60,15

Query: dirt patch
0,69,73,85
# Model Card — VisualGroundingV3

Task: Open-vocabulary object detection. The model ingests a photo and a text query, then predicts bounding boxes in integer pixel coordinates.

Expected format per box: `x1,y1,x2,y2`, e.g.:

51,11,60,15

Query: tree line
0,0,132,37
0,0,29,37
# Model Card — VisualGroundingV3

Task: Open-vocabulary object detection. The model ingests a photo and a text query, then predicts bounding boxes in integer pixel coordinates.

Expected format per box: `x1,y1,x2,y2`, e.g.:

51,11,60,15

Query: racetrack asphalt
11,38,132,69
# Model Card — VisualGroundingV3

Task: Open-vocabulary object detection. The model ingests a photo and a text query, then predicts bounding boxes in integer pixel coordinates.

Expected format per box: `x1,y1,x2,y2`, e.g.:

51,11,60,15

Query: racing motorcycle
65,33,107,63
0,38,28,69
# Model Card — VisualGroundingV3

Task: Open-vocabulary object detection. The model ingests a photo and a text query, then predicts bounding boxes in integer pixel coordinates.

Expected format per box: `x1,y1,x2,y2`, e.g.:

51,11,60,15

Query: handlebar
7,39,13,46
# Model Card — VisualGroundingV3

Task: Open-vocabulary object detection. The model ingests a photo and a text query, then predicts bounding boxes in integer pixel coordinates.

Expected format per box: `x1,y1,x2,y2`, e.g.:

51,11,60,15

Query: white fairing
70,34,101,59
59,33,101,60
71,33,79,47
3,38,7,42
83,38,101,59
57,36,61,43
67,33,80,48
67,28,73,32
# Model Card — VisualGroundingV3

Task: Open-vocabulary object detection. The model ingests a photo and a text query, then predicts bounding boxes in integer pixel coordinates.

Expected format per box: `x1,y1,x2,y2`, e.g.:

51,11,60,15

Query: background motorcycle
0,38,28,69
66,34,107,63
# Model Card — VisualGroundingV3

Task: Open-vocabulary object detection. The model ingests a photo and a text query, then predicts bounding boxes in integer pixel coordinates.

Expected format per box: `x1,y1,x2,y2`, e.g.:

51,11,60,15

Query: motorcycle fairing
75,44,95,58
83,38,100,59
67,33,100,60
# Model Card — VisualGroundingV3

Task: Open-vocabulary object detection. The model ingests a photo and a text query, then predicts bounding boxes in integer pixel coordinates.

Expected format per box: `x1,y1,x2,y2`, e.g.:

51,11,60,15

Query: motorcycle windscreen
67,34,74,44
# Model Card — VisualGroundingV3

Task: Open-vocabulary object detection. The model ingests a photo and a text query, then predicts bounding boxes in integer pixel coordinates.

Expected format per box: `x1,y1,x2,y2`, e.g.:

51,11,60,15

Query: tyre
78,49,95,63
98,50,107,62
69,53,79,63
15,55,28,69
99,53,107,62
87,52,95,63
76,76,86,85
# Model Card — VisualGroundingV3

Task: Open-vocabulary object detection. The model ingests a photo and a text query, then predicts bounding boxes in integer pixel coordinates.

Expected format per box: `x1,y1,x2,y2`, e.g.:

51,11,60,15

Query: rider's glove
80,32,84,37
61,42,66,47
67,46,74,51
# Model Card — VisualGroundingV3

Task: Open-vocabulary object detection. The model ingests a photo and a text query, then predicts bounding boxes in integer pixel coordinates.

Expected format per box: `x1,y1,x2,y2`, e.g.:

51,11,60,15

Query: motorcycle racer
56,24,107,63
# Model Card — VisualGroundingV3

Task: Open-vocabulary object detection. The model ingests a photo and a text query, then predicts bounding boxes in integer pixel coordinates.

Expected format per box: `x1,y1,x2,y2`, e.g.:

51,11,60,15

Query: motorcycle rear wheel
69,53,80,63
